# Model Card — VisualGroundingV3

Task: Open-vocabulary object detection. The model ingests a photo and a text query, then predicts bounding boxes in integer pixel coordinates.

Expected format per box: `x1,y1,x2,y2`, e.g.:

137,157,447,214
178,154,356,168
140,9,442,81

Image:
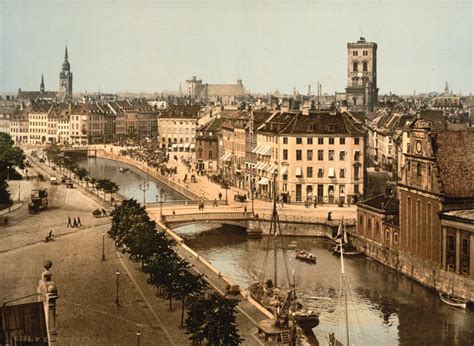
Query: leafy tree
109,199,148,248
168,266,208,326
0,133,26,180
44,142,61,166
74,167,89,181
0,178,10,205
186,292,243,345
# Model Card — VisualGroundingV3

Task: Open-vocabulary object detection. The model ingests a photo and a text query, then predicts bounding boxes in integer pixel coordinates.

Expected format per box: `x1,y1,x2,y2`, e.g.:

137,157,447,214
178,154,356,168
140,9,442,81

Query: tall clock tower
59,45,73,100
345,37,378,113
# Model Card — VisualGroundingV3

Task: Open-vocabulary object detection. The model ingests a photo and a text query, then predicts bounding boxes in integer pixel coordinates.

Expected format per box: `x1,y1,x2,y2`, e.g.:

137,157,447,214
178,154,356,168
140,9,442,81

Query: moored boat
439,292,467,309
119,167,129,173
295,250,317,264
333,243,364,256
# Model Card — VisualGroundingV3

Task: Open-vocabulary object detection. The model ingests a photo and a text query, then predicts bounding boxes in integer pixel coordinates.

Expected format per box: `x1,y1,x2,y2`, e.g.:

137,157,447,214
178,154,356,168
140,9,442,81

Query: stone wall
352,235,474,302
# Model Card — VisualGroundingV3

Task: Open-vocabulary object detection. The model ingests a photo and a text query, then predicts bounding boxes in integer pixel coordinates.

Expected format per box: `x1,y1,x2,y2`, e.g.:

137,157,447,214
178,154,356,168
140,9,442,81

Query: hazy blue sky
0,0,472,95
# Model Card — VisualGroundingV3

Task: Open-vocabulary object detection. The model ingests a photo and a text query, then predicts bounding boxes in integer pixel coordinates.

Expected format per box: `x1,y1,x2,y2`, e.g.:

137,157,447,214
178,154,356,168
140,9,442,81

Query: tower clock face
416,141,421,153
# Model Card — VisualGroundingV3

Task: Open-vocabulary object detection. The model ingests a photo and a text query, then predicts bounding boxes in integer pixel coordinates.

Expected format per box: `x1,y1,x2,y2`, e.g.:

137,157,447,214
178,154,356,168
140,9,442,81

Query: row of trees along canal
108,198,244,345
44,143,119,200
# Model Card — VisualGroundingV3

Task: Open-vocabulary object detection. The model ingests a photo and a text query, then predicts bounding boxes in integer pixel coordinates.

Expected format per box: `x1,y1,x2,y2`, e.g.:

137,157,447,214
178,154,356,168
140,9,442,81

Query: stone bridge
161,211,356,238
61,147,97,157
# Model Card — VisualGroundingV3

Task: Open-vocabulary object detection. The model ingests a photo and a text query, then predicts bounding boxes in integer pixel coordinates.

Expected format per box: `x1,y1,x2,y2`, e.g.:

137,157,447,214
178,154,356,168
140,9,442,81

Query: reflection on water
175,224,474,345
75,156,185,202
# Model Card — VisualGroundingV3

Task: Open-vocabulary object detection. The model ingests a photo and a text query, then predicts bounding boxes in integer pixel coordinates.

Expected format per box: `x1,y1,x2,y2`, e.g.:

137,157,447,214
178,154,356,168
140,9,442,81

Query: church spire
65,45,68,61
40,74,45,92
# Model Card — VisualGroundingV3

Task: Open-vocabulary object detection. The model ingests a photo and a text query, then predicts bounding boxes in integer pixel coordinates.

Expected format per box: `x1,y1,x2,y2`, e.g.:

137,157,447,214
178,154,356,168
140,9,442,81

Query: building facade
158,105,200,150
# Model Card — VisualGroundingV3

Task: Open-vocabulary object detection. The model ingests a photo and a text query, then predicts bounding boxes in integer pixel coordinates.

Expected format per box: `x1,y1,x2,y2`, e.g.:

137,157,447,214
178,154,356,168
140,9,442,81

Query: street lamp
136,331,142,346
223,181,229,205
251,181,255,216
115,271,120,306
156,188,166,220
139,181,150,206
102,231,106,261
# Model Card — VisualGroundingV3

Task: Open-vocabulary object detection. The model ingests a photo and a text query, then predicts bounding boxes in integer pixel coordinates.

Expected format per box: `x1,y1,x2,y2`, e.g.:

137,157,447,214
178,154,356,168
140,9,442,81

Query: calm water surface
78,156,474,345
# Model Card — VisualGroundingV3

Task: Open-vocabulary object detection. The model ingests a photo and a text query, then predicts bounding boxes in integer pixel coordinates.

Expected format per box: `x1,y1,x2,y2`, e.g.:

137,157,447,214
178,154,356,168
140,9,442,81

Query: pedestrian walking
214,198,218,207
77,217,82,227
244,206,247,213
73,218,78,228
218,192,222,200
67,216,72,228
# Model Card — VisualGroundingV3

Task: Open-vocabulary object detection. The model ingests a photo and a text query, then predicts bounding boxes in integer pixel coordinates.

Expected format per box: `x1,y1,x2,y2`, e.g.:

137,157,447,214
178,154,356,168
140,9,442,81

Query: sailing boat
333,218,363,256
249,173,319,337
328,232,351,346
439,270,467,309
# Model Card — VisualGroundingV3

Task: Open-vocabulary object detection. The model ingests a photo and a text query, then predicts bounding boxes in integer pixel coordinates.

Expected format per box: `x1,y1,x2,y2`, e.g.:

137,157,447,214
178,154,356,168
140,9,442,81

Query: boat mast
339,219,350,346
273,171,278,287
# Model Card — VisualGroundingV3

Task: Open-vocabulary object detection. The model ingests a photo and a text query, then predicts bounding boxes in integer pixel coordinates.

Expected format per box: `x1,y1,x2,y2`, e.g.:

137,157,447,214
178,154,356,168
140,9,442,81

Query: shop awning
178,144,184,148
258,177,269,185
328,167,335,178
190,144,196,150
184,143,190,148
260,145,272,156
252,145,263,154
280,166,288,175
172,144,178,149
295,166,303,177
267,164,277,174
221,152,232,162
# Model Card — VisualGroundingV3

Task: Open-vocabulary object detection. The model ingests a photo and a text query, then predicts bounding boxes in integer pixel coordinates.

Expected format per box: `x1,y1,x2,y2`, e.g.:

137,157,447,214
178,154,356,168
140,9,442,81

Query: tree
186,292,243,345
168,266,208,326
0,133,26,180
44,142,61,167
101,179,119,201
74,167,89,181
0,178,10,205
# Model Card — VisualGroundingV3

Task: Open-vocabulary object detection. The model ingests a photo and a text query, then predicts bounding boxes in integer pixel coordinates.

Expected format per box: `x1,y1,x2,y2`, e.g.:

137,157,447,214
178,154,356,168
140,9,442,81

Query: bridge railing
146,200,227,207
163,212,252,223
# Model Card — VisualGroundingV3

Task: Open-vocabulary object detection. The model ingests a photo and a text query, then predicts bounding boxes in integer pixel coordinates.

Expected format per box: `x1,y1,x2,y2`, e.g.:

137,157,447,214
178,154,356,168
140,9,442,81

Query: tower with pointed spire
59,45,73,99
40,74,45,93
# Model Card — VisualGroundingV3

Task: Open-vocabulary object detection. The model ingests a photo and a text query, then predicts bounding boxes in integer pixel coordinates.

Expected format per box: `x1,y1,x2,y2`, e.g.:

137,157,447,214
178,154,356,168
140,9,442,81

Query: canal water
78,156,474,345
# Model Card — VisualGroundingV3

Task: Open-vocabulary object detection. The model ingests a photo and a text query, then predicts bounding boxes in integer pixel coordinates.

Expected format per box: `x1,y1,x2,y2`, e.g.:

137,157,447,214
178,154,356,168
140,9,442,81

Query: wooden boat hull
295,314,319,330
295,255,317,264
439,292,467,309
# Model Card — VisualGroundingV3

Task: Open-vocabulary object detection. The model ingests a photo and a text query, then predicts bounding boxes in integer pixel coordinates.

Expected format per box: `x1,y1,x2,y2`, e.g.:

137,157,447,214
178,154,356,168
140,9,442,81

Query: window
307,137,313,145
363,61,368,72
354,184,360,194
354,151,360,161
339,151,346,161
283,149,288,160
339,169,345,178
359,215,364,225
417,163,422,176
283,174,288,181
283,137,288,144
354,137,360,145
208,150,213,158
329,150,335,161
318,138,324,145
367,218,371,230
353,50,358,56
296,150,302,160
386,229,390,240
307,167,313,178
340,137,345,145
296,137,302,144
354,166,360,179
394,233,399,244
353,61,358,72
329,138,335,145
318,150,324,160
317,168,324,178
307,150,313,161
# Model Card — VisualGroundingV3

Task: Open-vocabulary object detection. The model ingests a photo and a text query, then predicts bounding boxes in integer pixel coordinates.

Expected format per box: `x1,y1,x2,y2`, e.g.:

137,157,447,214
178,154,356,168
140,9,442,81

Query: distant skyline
0,0,472,95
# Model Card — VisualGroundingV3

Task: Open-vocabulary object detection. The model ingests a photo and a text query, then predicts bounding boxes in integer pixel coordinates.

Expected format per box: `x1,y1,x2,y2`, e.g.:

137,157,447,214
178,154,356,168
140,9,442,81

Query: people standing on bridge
214,199,218,207
67,217,72,228
77,216,82,227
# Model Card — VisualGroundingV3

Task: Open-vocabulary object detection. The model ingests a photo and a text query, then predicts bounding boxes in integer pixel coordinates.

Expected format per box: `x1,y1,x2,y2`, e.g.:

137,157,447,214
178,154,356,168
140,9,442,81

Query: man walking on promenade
218,192,222,200
73,218,77,228
77,216,82,227
67,216,72,227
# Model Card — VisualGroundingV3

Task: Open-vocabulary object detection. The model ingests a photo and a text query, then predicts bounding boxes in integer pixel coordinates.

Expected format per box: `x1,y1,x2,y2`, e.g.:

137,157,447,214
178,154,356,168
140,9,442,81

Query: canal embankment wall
94,150,200,201
352,235,474,302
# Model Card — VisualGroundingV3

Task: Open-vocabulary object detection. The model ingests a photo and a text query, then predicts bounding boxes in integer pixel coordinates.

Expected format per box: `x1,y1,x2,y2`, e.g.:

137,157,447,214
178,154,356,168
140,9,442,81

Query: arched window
353,61,358,72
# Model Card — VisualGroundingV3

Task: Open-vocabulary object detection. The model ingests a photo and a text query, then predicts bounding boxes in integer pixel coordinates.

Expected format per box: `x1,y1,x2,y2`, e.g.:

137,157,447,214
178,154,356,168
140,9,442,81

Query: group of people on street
67,216,82,228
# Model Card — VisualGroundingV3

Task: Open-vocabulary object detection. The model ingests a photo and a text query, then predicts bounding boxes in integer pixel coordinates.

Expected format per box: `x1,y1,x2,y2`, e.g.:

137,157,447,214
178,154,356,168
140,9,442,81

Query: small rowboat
439,292,467,309
333,243,364,256
295,250,317,264
119,167,129,173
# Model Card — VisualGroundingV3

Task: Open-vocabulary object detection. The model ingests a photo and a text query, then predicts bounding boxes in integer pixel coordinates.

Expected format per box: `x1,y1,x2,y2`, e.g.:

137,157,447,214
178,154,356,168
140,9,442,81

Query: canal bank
352,235,474,303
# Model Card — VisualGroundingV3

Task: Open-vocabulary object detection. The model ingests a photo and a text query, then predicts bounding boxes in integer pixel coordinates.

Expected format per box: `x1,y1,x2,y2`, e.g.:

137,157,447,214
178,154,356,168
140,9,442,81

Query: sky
0,0,472,95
